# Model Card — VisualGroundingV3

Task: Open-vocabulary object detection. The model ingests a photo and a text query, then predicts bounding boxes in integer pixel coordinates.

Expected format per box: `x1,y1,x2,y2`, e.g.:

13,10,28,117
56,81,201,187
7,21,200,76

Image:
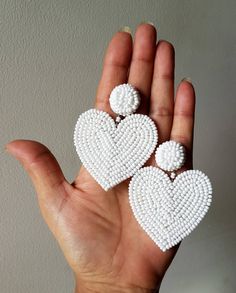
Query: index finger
95,29,132,117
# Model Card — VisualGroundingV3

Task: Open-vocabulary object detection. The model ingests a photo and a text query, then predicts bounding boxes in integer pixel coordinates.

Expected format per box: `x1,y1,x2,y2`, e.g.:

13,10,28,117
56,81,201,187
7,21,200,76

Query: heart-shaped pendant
129,166,212,251
129,140,213,251
74,109,157,190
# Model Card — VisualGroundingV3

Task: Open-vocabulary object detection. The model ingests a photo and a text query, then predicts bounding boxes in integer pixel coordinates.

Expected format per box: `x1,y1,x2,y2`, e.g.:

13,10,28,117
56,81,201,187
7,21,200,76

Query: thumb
6,140,70,205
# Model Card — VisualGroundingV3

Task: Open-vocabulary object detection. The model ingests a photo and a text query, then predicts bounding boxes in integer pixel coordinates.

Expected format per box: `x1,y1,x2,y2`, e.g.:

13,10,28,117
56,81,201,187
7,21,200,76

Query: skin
6,23,195,292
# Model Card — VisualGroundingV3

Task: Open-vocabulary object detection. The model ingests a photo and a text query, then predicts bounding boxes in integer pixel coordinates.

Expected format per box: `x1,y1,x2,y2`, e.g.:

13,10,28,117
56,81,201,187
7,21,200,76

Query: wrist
75,278,160,293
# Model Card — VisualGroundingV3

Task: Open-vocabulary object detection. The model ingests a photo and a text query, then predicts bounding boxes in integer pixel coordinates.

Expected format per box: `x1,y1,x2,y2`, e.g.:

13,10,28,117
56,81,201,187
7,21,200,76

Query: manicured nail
4,146,13,157
4,142,14,155
182,77,192,84
119,26,131,34
147,21,155,26
4,144,9,153
140,21,155,27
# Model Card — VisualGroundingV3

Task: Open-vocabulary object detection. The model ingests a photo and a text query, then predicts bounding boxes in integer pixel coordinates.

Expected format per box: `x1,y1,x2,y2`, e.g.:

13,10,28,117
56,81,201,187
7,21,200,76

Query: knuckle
150,106,173,118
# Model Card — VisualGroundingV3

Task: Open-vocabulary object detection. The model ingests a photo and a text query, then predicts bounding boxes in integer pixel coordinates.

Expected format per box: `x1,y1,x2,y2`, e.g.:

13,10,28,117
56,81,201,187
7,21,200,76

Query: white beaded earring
129,140,212,251
74,83,158,191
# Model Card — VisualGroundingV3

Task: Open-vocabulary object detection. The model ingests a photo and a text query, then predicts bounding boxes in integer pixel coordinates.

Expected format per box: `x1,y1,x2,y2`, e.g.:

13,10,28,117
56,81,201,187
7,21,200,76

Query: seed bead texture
129,167,212,251
156,140,186,172
74,109,158,190
109,83,141,116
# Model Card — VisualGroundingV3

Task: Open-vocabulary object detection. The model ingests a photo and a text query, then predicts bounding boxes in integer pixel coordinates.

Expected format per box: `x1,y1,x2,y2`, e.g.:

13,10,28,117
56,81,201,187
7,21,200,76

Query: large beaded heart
74,109,158,190
129,167,212,251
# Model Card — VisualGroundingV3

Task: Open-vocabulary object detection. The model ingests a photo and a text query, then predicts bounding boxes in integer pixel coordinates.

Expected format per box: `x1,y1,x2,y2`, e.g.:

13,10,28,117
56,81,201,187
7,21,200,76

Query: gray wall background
1,0,236,292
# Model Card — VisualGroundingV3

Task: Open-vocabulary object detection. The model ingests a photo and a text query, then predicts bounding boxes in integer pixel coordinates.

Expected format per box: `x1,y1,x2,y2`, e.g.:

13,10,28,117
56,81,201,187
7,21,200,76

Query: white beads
115,116,122,123
109,83,141,116
170,172,176,179
155,140,185,171
74,109,158,191
129,167,212,251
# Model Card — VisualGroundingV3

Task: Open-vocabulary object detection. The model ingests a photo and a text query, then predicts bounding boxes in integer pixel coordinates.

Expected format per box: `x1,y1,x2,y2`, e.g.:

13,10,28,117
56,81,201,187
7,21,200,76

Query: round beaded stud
155,140,186,172
73,83,158,191
128,140,213,251
109,83,141,117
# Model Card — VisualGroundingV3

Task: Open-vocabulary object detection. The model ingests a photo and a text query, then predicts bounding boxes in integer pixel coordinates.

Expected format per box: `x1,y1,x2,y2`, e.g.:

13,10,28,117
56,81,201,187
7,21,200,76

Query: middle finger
128,23,157,114
149,41,175,143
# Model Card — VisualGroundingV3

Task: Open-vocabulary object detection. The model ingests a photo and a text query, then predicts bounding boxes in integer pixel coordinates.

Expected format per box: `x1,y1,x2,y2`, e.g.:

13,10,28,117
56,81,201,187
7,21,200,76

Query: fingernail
4,142,14,155
4,144,9,153
119,26,131,34
4,146,13,157
147,21,155,26
140,21,155,27
182,77,192,84
4,144,20,160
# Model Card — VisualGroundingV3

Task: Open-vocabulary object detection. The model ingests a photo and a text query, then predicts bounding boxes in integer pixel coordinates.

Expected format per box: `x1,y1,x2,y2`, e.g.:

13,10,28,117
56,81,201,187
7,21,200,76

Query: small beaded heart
129,166,212,251
74,109,158,190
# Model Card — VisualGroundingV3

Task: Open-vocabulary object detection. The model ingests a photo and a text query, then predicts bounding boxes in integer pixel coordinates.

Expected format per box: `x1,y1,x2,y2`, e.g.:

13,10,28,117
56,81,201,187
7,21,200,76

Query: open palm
6,24,195,293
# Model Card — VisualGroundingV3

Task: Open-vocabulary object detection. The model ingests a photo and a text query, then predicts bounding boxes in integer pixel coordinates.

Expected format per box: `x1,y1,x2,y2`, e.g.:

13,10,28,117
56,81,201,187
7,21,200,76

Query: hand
6,23,195,293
